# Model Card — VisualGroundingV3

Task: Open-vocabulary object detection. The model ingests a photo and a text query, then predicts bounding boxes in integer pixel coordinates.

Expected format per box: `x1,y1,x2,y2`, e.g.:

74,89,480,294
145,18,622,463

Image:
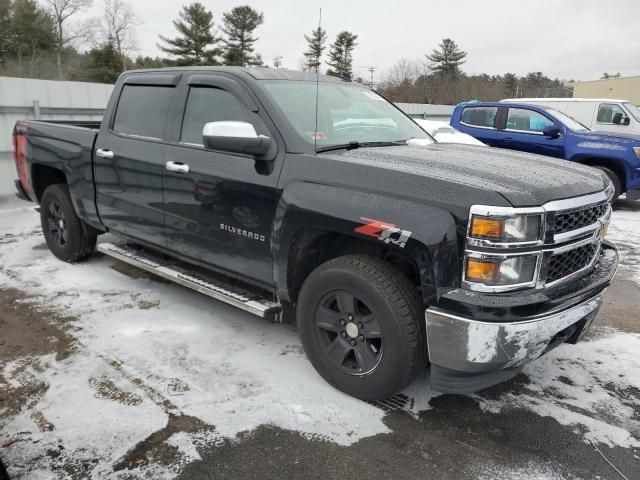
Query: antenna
313,7,322,154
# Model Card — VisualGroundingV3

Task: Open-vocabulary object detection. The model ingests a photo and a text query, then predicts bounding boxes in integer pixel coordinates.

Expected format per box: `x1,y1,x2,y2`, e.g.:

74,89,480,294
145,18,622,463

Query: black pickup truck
12,68,618,400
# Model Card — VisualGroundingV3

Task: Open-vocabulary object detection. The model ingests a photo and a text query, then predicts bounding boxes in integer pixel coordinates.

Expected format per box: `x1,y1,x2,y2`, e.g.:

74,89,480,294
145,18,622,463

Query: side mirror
543,125,562,139
202,121,275,160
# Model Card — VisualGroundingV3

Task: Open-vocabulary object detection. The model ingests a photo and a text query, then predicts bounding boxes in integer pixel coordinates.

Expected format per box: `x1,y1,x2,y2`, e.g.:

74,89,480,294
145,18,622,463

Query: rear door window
113,85,174,140
460,107,497,128
505,108,554,133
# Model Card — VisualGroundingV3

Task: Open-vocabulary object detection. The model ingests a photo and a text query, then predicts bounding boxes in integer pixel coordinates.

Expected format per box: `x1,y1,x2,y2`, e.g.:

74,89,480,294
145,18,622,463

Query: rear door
161,73,283,286
455,105,499,146
495,107,565,158
94,73,179,247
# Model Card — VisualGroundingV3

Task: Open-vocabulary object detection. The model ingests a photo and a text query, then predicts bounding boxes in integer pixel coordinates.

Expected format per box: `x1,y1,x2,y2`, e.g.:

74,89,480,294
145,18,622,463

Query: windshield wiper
316,140,407,153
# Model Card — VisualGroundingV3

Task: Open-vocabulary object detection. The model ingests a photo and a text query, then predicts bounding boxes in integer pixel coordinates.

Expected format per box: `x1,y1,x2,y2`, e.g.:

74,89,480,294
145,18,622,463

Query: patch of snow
608,209,640,285
575,141,626,151
475,462,580,480
0,209,389,478
476,332,640,448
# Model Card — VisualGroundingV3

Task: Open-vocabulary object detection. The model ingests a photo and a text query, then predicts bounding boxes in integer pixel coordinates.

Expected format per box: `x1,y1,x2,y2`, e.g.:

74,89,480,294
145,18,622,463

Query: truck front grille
554,203,608,236
546,243,599,284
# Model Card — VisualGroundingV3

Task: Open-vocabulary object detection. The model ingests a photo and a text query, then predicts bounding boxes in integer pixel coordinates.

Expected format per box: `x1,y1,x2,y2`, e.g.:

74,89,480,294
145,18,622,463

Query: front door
162,75,283,286
495,107,565,158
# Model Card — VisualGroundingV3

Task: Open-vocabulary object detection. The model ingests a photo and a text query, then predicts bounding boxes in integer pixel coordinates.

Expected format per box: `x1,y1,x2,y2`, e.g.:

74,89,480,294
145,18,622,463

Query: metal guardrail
0,103,105,117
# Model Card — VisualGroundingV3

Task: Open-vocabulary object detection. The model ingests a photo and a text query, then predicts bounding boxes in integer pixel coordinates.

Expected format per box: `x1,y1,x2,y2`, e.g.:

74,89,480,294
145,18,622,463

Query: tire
40,184,97,262
296,254,425,400
595,166,622,201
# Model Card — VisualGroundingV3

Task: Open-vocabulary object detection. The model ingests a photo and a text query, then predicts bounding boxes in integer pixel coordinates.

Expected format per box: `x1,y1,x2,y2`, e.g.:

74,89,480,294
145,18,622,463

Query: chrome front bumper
425,293,603,375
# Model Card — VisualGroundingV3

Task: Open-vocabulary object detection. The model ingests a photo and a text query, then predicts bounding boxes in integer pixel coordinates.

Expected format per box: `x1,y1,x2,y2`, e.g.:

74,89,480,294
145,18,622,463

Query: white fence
0,76,113,153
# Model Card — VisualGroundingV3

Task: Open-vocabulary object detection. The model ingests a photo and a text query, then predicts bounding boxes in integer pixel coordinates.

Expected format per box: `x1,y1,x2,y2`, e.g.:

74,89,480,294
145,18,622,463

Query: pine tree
303,26,327,72
7,0,56,74
426,38,467,77
326,31,357,80
221,5,264,66
85,36,122,83
158,2,222,66
503,72,518,97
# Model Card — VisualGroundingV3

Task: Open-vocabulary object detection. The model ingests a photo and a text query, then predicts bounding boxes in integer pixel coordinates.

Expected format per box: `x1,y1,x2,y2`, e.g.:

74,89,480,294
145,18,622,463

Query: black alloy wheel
314,289,384,375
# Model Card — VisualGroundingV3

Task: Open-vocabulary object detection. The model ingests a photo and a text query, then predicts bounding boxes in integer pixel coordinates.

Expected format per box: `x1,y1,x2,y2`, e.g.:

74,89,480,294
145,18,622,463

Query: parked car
413,119,486,146
451,101,640,199
12,68,618,400
502,98,640,135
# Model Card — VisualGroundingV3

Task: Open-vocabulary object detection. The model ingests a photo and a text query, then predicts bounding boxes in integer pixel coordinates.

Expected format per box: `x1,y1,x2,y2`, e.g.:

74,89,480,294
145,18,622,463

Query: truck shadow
614,196,640,212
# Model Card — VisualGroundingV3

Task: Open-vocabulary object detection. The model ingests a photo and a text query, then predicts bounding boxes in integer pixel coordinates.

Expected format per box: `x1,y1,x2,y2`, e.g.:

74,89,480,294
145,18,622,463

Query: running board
97,242,282,320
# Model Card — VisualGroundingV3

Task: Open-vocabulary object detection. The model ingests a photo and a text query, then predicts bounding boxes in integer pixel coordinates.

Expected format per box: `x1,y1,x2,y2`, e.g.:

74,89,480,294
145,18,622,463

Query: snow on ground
0,208,390,477
608,207,640,285
0,205,639,478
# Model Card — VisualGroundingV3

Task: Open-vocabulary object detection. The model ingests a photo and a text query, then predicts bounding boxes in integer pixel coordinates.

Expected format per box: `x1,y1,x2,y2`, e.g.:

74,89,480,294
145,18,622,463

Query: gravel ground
0,198,638,480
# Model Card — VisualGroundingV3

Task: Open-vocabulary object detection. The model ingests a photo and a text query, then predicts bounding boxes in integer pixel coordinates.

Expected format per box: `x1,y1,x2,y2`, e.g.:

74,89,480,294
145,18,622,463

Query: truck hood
327,143,607,207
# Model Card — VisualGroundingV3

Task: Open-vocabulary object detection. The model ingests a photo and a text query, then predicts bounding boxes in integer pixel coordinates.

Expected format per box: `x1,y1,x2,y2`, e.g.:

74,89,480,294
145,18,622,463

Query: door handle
503,137,513,142
96,148,114,159
165,161,190,174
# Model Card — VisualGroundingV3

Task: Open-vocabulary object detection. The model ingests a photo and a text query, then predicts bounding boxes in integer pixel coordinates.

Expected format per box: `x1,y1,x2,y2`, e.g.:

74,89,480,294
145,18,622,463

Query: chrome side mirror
202,121,275,160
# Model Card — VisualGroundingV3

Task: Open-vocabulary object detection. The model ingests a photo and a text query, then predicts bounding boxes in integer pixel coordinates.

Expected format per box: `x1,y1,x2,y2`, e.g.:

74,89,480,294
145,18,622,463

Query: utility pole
367,66,376,88
273,56,283,69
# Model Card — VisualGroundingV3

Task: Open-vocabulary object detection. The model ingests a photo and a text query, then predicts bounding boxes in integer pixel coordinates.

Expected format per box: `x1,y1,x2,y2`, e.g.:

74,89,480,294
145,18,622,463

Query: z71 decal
355,217,413,248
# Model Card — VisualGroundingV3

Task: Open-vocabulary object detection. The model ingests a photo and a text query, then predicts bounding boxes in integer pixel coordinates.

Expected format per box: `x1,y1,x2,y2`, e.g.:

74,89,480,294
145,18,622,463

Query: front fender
273,181,460,303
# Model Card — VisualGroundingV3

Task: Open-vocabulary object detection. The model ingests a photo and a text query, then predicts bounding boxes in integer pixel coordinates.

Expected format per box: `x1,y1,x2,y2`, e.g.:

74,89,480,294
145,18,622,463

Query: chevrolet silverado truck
451,101,640,200
12,68,618,400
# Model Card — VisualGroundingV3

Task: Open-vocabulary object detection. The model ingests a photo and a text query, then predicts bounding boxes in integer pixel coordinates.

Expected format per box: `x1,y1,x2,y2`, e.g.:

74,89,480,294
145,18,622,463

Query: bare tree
101,0,138,70
45,0,92,79
384,58,418,103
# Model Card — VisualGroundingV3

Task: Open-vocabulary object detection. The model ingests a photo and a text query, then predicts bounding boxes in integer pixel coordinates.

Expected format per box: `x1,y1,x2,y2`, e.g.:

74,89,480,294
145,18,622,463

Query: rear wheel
296,255,425,400
40,184,97,262
595,166,622,200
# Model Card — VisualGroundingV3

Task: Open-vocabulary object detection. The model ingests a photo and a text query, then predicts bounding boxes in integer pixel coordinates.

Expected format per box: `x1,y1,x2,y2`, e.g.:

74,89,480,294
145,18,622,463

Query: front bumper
425,244,618,394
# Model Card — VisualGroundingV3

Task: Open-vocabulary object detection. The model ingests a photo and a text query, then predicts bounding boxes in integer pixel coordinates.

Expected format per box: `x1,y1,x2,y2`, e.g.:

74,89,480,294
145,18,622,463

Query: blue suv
451,101,640,200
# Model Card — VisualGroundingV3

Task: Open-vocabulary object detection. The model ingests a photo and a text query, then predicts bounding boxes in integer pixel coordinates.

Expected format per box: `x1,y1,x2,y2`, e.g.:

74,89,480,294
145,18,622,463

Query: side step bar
97,242,282,320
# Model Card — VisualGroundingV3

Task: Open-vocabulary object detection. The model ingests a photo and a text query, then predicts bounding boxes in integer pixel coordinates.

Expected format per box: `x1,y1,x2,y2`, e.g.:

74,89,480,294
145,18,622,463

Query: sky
91,0,640,82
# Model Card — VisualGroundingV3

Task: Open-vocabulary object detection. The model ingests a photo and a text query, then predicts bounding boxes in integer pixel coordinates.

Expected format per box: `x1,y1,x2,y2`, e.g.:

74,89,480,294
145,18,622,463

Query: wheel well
578,158,626,191
287,228,421,303
31,164,67,202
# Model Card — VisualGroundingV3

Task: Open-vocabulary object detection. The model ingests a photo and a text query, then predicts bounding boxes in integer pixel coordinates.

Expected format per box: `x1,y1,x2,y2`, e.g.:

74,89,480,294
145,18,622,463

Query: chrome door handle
96,148,114,159
165,161,190,174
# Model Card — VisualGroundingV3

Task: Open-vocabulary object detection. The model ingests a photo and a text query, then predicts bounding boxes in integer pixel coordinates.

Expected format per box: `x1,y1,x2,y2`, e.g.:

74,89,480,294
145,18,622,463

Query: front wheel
296,255,425,400
40,184,97,262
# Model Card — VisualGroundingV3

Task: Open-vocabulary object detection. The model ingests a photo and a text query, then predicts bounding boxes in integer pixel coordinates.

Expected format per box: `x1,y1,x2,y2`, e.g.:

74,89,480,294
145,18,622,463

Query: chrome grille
554,203,608,236
546,243,599,284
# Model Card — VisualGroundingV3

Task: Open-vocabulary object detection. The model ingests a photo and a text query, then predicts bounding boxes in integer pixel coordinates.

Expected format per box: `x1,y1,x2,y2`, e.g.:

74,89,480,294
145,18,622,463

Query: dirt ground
0,200,638,480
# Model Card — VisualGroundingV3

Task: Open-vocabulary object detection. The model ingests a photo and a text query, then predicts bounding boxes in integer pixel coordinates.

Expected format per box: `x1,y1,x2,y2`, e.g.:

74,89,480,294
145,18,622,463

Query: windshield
261,80,432,149
623,102,640,122
544,107,590,132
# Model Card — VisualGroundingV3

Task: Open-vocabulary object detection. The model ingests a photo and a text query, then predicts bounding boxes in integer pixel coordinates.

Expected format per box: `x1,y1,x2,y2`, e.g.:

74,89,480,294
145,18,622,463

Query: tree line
0,1,574,104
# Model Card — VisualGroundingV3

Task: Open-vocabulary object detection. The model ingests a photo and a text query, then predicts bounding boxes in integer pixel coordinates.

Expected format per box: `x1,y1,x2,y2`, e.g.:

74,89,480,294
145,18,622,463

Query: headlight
469,213,543,244
464,254,539,288
633,146,640,158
